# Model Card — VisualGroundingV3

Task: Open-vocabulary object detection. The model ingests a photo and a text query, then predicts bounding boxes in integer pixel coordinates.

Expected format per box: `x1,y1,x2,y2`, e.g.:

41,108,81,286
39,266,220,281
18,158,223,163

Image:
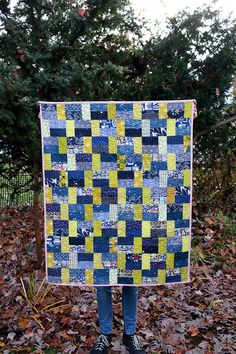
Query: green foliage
141,6,236,160
191,247,206,265
217,210,236,237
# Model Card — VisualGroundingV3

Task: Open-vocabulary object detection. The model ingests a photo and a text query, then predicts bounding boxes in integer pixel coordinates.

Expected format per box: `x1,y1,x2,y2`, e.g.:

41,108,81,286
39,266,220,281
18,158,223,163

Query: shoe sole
123,344,131,352
123,343,144,353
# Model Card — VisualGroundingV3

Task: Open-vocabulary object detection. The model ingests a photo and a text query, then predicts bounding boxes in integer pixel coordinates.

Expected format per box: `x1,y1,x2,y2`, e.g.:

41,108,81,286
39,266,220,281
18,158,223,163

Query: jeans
96,286,138,335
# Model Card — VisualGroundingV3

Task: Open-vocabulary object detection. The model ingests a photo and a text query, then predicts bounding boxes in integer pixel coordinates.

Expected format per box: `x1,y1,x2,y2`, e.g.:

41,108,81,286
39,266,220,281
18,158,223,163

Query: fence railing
0,173,34,208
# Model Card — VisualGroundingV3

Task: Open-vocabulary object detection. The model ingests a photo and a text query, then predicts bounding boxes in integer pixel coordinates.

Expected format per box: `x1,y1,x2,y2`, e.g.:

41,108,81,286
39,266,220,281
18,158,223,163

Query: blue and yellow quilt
39,100,194,286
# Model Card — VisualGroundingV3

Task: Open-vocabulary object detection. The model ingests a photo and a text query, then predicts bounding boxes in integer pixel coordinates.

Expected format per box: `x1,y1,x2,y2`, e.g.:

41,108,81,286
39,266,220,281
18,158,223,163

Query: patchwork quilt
39,100,194,286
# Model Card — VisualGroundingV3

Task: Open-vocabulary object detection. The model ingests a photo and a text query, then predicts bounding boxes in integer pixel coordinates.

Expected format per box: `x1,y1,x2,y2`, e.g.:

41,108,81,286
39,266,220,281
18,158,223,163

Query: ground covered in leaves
0,206,235,353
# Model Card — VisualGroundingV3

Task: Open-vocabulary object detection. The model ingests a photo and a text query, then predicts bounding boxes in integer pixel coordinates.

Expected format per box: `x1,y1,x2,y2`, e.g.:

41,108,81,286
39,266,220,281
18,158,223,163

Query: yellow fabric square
44,154,51,170
46,187,53,203
142,221,150,237
118,188,126,204
167,153,176,170
158,238,167,253
118,253,126,269
61,268,70,283
167,187,175,204
46,220,53,236
133,103,142,119
91,120,100,136
158,269,166,284
118,220,126,236
109,237,117,253
134,205,142,220
142,254,150,269
59,171,68,187
69,220,77,236
93,187,101,204
166,253,174,268
47,252,54,267
117,120,125,136
118,154,126,170
182,236,190,252
133,137,142,153
183,203,190,220
184,101,193,118
184,136,191,153
66,120,75,137
167,220,175,236
142,188,151,204
134,237,142,253
181,266,189,281
85,204,93,220
57,103,66,120
134,171,142,187
143,154,151,170
94,253,102,269
133,270,142,284
68,187,77,204
109,171,118,187
93,220,102,236
85,237,93,252
84,137,92,153
84,170,92,187
108,103,116,119
61,236,70,253
167,119,176,136
92,153,101,171
60,204,68,220
109,136,117,153
159,103,167,118
58,137,67,154
85,269,93,284
183,169,190,186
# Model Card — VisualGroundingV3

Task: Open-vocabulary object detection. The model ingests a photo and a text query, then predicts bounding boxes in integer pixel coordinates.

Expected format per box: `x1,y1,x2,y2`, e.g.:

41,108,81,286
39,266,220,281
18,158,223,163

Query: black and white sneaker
89,333,112,353
123,333,146,354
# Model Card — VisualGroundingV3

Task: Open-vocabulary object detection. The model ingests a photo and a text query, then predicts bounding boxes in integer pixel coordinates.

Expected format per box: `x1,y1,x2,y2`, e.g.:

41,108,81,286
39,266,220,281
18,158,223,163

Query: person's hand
193,100,198,119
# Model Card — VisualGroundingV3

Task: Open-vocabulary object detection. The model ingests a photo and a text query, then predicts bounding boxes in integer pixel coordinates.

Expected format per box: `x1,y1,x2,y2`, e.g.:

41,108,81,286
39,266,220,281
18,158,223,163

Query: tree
0,0,144,265
139,6,236,157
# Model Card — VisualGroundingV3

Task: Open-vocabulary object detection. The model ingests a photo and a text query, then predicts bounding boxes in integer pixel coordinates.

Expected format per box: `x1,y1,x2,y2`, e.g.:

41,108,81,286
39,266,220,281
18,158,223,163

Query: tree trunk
33,161,42,268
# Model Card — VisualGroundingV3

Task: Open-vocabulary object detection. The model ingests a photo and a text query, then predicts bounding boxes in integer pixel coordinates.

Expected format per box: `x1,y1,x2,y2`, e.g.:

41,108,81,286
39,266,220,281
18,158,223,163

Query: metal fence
0,173,34,208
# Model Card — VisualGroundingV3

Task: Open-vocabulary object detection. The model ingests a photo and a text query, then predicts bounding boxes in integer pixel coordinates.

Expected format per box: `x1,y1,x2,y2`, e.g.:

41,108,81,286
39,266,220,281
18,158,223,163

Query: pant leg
122,286,138,335
96,286,113,335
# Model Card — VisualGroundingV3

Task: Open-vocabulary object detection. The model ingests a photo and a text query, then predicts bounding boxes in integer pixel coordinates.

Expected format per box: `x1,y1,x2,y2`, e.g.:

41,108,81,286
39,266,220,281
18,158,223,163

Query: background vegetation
0,1,235,353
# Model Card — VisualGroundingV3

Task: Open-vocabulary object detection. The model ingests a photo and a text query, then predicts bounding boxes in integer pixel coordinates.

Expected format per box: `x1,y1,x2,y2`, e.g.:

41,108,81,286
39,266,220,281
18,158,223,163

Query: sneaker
89,333,112,353
122,332,146,354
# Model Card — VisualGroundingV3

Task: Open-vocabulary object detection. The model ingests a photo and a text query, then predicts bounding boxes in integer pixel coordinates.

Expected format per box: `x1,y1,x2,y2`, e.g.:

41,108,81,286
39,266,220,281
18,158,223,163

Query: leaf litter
0,207,235,353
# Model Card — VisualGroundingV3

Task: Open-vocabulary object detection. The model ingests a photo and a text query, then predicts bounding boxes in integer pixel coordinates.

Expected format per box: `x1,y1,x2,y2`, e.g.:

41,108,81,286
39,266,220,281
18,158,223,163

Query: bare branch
193,115,236,143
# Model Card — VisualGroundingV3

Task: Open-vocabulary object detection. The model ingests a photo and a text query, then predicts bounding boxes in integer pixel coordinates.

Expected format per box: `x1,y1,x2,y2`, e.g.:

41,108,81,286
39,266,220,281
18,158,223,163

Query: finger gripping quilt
39,100,194,286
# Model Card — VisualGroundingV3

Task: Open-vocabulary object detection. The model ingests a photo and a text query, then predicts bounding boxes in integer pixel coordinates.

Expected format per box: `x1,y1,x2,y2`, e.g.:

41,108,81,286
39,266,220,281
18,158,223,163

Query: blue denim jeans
96,286,138,335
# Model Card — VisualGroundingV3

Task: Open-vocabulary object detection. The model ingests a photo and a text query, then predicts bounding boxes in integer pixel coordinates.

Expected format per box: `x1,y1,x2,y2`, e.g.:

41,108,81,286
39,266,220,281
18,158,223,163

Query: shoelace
131,334,143,350
94,334,110,351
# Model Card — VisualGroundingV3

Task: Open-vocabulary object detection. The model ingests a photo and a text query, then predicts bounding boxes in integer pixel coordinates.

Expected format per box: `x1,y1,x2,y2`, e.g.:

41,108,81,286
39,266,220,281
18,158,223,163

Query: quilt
39,100,194,286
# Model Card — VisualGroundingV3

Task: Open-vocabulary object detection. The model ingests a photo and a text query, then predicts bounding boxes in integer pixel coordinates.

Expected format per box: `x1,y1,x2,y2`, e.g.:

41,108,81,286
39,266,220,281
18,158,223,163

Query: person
90,285,145,353
89,100,198,353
